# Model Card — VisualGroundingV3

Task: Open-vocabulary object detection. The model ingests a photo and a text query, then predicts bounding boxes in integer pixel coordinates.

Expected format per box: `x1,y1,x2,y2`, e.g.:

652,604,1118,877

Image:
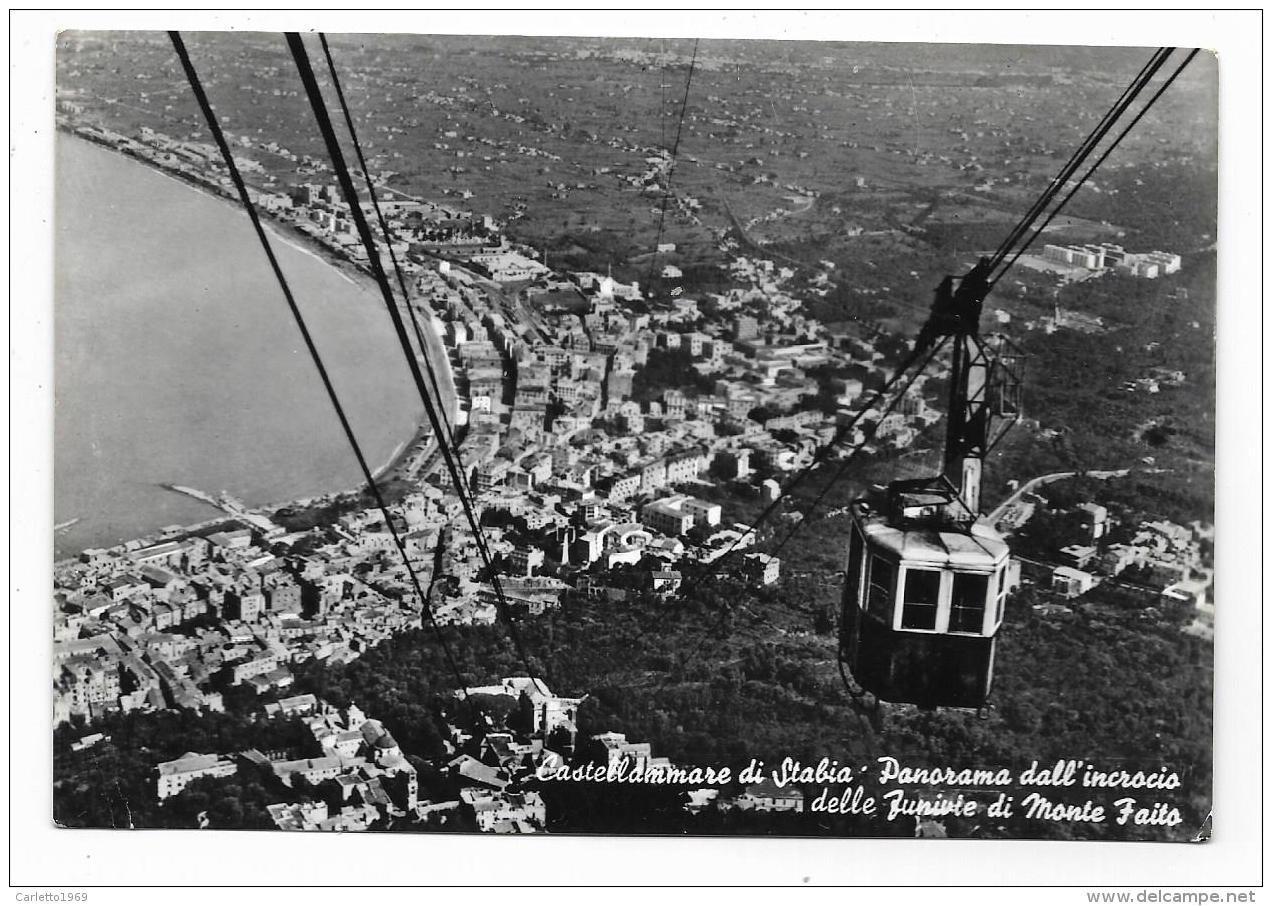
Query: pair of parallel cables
669,45,1199,670
169,33,1198,694
169,31,548,695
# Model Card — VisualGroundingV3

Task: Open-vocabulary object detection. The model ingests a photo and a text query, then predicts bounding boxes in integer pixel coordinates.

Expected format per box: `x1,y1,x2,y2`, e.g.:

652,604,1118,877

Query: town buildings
1041,242,1183,278
52,99,1207,839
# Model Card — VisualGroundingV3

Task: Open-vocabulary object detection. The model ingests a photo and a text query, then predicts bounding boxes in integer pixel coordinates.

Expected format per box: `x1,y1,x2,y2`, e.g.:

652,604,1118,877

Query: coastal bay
54,133,435,558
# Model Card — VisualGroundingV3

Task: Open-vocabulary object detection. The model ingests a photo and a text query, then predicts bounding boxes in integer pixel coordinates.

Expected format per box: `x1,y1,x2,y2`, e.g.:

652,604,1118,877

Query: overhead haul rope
644,39,700,292
990,49,1200,288
767,51,1201,554
317,33,470,505
167,31,473,698
675,336,941,604
987,47,1174,274
758,51,1201,579
284,32,551,691
662,337,949,683
673,47,1202,677
770,336,950,558
688,45,1199,581
658,38,667,153
818,50,1198,709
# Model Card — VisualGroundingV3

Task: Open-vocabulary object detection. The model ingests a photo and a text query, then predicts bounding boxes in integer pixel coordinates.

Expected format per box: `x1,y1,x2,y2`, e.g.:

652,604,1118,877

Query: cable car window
845,529,864,607
995,566,1008,624
900,568,940,631
950,573,989,634
867,556,894,620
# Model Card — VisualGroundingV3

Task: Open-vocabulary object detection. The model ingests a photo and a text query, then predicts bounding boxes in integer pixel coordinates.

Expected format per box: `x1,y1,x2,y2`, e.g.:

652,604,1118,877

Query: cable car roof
855,502,1009,569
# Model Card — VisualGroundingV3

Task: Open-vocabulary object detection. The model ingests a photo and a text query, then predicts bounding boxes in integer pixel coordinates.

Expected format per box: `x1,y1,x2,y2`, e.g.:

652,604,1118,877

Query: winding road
986,468,1130,525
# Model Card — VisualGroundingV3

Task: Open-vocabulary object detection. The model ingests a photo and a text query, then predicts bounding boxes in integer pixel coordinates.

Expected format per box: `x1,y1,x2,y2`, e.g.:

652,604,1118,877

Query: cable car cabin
840,476,1010,710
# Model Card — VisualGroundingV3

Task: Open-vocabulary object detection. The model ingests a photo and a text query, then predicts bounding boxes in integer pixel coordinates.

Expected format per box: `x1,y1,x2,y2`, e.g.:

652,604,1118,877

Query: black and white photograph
9,7,1263,894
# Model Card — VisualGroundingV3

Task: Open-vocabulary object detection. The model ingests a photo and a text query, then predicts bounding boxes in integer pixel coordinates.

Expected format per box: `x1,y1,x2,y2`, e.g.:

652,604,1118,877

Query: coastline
56,127,461,558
